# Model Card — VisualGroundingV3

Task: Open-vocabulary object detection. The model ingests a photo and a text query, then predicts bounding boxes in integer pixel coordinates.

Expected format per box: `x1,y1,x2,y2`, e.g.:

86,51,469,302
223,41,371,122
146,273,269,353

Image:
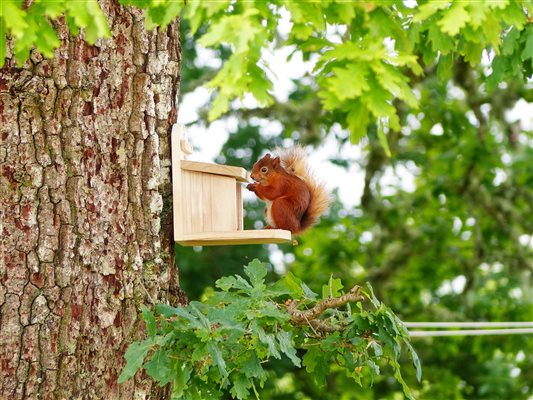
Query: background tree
176,2,532,399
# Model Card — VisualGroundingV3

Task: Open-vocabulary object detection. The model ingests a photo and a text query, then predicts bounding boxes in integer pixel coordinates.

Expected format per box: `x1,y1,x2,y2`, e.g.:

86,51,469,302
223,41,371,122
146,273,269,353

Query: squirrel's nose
250,173,256,181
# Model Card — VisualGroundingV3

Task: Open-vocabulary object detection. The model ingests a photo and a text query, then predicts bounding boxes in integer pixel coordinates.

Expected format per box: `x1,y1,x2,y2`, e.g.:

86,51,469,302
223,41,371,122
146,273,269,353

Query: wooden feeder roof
181,160,250,182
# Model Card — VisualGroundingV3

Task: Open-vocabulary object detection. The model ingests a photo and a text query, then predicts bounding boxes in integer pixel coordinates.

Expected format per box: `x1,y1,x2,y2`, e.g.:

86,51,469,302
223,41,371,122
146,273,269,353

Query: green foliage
120,0,183,30
174,0,531,147
119,260,421,399
177,14,532,396
272,62,532,397
0,0,109,65
3,1,530,151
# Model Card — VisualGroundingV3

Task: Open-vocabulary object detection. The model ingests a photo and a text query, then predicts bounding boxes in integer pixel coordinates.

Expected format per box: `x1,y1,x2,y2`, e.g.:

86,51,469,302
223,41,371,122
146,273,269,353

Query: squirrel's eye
261,166,268,173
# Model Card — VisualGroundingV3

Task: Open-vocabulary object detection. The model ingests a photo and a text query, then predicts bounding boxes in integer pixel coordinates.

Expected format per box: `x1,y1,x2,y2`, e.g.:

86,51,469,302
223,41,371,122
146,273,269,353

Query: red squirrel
247,147,330,234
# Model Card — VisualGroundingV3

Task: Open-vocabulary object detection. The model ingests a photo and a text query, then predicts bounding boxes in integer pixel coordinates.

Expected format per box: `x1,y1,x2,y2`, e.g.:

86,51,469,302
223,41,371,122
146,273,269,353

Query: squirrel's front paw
246,183,257,192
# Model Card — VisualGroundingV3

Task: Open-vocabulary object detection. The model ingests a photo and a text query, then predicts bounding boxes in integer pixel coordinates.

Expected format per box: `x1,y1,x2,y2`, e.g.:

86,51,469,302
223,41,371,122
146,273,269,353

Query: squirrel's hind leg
270,199,303,233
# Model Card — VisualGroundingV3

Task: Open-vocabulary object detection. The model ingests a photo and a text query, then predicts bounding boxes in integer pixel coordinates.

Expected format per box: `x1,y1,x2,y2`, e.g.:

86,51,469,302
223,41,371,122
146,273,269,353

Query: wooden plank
181,160,250,182
199,172,212,232
209,175,238,231
182,171,238,234
236,182,243,230
182,170,205,234
175,229,292,246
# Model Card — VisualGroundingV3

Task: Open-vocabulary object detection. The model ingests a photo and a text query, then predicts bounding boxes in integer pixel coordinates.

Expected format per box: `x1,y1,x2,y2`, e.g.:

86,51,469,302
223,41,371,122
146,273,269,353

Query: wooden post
171,123,185,241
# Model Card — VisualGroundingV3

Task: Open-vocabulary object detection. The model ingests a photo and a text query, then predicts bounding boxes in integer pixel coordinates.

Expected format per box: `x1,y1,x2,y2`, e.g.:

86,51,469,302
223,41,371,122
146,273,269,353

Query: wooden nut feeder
172,124,292,246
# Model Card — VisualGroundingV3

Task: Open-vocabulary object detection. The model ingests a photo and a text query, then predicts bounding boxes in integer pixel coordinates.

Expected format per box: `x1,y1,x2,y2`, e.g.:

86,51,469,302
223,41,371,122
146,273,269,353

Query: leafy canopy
2,1,531,149
0,0,110,65
118,259,421,400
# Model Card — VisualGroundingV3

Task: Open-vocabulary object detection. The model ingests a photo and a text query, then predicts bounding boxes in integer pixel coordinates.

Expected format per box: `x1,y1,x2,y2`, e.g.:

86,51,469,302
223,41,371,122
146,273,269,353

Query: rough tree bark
0,1,186,398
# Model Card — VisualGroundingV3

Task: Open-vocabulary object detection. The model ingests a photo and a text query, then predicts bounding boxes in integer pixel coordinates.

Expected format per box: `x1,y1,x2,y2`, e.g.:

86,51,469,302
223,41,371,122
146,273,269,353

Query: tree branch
285,286,365,333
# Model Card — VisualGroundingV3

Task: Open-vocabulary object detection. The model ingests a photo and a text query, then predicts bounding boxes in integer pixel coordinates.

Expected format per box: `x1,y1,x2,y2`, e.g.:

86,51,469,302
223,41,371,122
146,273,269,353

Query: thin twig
303,313,319,336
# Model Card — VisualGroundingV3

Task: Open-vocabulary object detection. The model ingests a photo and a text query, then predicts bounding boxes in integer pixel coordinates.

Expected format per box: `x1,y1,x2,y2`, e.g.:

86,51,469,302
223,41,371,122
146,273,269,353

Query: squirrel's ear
272,156,281,167
263,153,271,160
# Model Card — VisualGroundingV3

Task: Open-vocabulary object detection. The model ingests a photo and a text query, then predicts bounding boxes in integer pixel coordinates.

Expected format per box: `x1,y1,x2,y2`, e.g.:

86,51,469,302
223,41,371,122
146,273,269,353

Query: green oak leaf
277,331,301,367
144,348,173,386
117,339,152,383
438,2,470,36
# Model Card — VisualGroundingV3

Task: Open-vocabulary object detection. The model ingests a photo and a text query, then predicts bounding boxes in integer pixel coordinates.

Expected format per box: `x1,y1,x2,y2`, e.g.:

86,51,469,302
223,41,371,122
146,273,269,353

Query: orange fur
247,147,330,234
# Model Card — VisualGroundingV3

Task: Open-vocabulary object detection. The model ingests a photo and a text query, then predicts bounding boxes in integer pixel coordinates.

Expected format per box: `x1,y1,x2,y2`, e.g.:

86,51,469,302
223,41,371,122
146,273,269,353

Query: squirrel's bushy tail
277,146,331,231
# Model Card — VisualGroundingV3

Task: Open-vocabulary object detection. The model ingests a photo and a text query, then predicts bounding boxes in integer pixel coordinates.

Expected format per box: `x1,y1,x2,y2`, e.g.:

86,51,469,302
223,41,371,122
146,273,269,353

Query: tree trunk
0,1,186,398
